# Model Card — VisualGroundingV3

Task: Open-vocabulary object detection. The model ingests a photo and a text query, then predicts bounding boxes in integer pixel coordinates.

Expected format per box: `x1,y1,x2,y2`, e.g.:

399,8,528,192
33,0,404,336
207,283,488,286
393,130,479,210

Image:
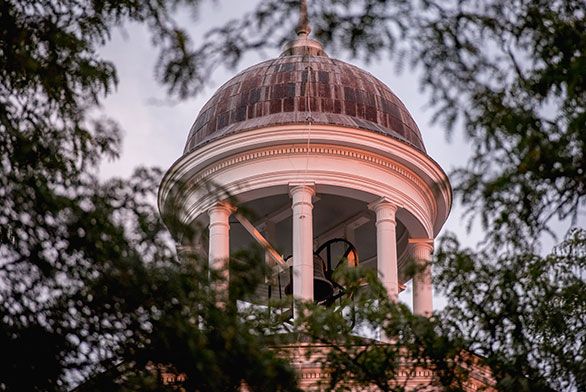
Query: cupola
159,0,451,324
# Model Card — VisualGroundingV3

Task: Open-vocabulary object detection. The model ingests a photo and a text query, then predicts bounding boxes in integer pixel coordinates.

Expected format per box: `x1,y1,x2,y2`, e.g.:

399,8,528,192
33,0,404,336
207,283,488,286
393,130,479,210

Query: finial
296,0,311,37
281,0,326,57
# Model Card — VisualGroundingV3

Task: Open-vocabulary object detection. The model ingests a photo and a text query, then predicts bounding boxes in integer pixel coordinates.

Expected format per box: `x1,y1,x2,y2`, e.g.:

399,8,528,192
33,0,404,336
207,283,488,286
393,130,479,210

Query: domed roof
184,39,425,154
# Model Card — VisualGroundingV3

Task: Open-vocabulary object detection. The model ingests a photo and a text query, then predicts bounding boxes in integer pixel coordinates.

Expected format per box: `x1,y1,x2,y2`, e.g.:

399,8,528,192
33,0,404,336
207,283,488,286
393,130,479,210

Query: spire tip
296,0,311,37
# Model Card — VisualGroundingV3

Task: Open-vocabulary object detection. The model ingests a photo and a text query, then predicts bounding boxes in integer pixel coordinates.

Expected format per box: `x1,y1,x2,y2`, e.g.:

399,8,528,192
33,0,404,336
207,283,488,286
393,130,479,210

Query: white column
410,239,434,316
208,202,234,293
369,200,399,302
290,185,315,310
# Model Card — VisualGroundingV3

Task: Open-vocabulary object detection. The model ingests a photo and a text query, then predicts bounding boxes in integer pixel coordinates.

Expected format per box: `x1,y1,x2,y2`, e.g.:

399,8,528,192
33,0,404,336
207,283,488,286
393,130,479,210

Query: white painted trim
160,125,451,238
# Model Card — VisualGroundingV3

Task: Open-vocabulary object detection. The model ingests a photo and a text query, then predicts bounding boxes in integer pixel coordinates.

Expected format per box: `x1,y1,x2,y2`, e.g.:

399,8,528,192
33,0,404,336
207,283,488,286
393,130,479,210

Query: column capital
368,197,400,214
208,201,237,217
289,183,316,198
408,238,434,253
369,198,399,226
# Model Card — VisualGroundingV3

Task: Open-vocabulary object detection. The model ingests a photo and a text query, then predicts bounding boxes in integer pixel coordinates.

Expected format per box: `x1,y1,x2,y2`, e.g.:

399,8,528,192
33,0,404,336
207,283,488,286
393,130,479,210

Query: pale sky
97,2,576,308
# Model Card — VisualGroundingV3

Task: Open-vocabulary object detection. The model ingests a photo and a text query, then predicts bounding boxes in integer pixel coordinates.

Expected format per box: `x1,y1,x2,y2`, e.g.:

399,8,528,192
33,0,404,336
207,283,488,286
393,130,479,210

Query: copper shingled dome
184,40,425,154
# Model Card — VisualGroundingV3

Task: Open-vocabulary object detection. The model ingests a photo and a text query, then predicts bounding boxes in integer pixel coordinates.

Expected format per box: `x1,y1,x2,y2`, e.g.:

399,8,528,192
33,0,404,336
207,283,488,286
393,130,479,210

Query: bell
313,254,334,302
284,254,334,302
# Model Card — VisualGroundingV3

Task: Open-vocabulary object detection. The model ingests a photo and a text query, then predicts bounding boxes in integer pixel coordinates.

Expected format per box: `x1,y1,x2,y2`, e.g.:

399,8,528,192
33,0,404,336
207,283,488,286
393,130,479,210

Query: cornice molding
159,125,451,209
183,144,430,200
159,126,452,237
175,150,437,236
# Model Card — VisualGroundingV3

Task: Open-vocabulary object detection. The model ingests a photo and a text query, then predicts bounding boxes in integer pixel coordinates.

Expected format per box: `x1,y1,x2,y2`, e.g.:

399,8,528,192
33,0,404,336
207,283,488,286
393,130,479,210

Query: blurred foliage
433,228,586,391
1,0,585,391
296,267,472,392
0,0,299,390
294,229,585,391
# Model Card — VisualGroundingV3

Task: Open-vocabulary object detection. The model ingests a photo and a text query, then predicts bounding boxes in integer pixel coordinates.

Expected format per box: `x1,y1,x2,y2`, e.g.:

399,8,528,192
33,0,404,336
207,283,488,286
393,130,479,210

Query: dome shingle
184,48,425,154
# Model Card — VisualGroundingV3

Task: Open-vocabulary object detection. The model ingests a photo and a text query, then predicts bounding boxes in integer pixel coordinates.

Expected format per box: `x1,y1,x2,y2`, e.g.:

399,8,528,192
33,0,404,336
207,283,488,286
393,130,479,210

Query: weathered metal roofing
184,51,425,154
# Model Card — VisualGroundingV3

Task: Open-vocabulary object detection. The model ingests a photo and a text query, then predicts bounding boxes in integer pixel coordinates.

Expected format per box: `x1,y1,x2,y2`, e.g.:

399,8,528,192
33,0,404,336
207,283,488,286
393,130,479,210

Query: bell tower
159,0,451,323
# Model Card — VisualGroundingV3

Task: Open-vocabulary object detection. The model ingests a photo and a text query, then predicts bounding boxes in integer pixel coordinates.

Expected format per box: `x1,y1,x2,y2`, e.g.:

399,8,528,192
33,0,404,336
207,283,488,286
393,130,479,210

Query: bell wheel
315,238,359,306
